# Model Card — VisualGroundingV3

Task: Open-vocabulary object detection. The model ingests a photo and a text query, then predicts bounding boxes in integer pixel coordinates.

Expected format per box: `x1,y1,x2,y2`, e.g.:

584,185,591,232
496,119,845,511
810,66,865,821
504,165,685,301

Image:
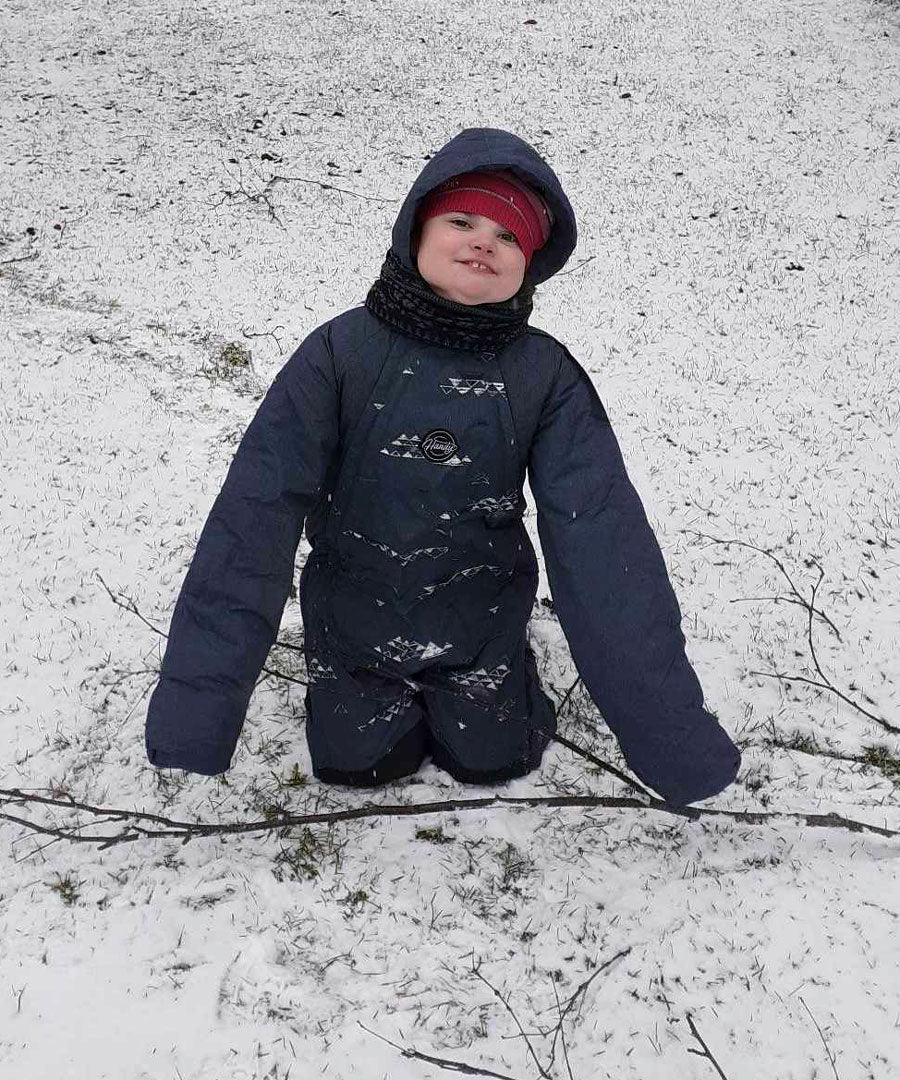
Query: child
145,127,741,805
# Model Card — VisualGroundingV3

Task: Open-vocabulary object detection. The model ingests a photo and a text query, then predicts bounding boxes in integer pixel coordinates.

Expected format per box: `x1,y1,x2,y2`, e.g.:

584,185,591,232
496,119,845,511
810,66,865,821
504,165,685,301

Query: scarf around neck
365,249,533,353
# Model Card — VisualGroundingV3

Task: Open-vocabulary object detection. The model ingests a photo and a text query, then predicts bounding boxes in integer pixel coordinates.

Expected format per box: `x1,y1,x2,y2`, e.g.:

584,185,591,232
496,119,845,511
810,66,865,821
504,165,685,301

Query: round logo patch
421,428,459,463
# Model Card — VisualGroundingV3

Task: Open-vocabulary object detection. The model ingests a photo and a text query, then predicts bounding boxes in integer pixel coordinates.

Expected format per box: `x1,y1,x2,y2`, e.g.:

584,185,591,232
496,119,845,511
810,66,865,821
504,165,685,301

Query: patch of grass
341,888,369,908
743,762,772,793
262,802,290,824
415,824,454,844
781,729,823,755
494,841,533,894
217,340,251,374
741,853,782,870
862,744,900,784
282,763,308,789
272,827,326,882
49,872,80,905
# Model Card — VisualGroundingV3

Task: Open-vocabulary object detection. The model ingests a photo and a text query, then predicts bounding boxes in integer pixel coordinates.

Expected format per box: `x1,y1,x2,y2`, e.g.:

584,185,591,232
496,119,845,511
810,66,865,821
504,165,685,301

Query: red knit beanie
416,169,554,267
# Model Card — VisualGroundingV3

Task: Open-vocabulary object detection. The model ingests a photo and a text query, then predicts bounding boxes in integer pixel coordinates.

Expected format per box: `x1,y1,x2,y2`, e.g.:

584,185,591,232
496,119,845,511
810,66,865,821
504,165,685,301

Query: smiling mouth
459,261,495,274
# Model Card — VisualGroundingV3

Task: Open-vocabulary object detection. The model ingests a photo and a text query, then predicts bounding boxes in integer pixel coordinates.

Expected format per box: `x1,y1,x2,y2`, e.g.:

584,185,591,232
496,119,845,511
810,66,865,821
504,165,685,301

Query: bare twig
689,533,898,734
96,572,166,638
241,324,286,354
546,947,631,1072
555,254,596,278
729,593,840,637
213,177,282,223
267,174,393,203
96,574,306,679
472,965,551,1079
747,668,897,733
550,982,575,1080
686,1015,730,1079
0,251,39,266
799,997,840,1080
358,1022,524,1079
546,674,653,798
551,730,652,801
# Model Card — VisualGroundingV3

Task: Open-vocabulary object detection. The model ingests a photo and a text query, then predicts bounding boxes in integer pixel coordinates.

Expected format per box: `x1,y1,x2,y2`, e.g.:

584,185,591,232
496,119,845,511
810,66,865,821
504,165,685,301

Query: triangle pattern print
373,636,454,664
307,658,338,684
380,433,471,467
447,662,511,692
439,377,507,398
358,686,417,730
462,494,518,518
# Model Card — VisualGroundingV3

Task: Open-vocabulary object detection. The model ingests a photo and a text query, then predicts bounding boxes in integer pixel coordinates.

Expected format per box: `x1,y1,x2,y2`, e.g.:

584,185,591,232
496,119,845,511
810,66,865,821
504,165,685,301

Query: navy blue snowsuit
145,128,741,805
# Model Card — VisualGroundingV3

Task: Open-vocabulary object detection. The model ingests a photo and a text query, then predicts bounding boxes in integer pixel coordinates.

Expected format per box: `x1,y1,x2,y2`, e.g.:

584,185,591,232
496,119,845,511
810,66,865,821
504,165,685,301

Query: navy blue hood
391,127,577,287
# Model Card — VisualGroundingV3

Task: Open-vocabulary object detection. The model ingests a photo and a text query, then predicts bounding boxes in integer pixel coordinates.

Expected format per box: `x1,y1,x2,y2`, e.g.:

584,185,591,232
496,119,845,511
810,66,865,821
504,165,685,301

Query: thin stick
96,572,167,638
551,981,575,1080
551,731,653,801
729,594,840,636
472,967,551,1079
267,174,393,202
686,1015,730,1079
799,997,840,1080
358,1022,524,1080
689,533,897,734
547,947,632,1069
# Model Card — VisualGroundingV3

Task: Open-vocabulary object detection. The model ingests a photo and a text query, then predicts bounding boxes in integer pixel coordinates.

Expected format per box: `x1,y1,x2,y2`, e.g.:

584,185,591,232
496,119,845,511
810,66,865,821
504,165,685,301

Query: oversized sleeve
144,326,340,775
527,347,740,805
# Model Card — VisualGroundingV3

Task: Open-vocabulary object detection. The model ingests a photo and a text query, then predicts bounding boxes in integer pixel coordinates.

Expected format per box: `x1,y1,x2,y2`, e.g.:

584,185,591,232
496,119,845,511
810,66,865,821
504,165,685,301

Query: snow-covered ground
1,0,899,1076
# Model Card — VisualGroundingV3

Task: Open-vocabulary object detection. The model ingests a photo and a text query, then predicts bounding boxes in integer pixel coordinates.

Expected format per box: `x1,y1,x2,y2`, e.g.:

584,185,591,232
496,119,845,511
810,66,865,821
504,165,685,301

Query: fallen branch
1,784,896,853
554,254,596,278
241,323,286,354
550,983,574,1080
14,562,875,858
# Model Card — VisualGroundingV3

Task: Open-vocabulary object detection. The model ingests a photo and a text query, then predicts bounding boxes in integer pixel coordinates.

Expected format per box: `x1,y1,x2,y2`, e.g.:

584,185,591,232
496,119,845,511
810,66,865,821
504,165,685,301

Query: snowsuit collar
365,249,532,352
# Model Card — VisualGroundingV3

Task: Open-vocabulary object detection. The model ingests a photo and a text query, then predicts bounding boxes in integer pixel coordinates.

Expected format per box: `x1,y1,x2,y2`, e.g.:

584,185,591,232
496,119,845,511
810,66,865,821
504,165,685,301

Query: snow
1,0,899,1077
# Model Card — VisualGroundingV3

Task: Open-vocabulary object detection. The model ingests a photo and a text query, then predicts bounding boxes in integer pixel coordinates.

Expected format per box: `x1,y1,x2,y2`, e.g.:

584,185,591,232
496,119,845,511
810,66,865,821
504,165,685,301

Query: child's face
414,212,527,305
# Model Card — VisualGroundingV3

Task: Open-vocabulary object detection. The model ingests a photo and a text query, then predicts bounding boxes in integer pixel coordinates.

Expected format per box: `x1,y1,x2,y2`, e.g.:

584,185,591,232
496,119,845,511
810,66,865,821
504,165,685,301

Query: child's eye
449,218,518,245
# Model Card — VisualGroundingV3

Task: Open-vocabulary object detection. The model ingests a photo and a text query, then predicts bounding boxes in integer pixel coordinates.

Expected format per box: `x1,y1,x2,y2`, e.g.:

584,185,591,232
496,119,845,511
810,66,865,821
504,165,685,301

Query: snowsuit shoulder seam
329,305,398,378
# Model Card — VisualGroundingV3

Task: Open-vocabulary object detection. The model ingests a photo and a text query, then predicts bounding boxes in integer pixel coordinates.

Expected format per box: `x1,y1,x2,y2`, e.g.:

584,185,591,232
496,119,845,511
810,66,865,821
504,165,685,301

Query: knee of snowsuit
299,546,557,784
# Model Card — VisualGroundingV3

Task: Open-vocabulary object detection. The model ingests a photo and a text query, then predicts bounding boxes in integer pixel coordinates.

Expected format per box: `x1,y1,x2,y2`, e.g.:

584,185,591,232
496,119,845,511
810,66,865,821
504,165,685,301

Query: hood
391,127,577,287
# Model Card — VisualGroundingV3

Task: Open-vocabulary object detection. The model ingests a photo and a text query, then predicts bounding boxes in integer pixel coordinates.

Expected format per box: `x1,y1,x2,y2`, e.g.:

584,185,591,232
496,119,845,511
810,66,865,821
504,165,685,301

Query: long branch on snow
1,785,896,851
